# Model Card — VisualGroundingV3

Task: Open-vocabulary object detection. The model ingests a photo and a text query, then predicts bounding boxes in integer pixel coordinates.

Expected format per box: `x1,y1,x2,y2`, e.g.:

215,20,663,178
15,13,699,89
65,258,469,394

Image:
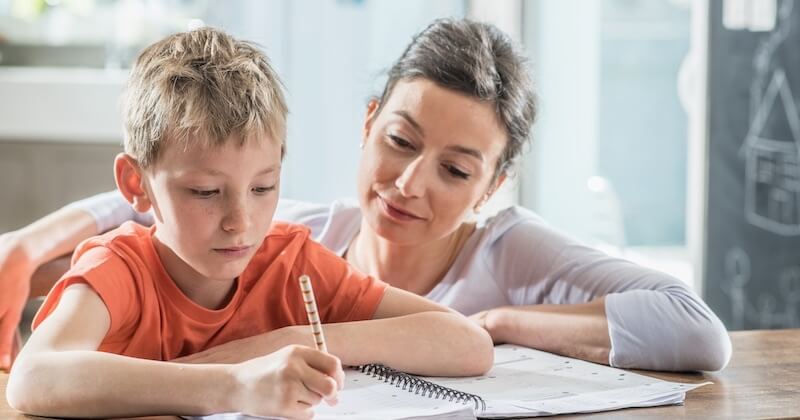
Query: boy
6,28,493,419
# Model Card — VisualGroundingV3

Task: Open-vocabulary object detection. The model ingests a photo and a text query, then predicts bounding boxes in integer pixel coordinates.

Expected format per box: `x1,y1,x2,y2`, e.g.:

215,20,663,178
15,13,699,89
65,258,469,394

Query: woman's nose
394,157,427,198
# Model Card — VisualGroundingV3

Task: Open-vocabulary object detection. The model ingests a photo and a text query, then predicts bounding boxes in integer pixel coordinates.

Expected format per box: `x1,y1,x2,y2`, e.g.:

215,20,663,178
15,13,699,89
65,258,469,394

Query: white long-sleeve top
69,191,732,371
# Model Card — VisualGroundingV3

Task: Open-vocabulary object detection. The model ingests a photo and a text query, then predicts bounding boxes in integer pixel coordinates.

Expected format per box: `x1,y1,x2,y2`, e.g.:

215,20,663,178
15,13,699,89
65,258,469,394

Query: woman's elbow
684,318,732,371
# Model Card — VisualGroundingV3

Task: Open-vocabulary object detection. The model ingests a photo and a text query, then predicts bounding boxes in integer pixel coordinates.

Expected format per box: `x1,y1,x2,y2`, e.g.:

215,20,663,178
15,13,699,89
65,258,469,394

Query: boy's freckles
144,136,283,288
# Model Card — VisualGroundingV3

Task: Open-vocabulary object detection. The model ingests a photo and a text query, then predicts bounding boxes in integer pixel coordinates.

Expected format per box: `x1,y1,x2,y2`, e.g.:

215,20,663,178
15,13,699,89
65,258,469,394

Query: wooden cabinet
0,141,121,232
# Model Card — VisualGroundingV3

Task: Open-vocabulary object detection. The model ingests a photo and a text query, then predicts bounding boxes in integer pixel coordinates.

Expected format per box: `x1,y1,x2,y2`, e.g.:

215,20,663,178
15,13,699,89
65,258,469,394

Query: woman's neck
346,221,475,296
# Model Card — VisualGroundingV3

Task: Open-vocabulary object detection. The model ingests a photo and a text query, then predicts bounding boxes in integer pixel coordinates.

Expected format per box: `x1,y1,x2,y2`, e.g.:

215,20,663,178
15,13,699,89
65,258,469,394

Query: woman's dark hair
375,18,537,180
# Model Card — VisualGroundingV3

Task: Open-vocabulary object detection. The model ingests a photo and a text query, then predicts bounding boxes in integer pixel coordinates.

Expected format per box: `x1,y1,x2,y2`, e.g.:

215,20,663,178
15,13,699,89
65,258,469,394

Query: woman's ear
114,153,152,213
474,173,508,212
361,99,381,145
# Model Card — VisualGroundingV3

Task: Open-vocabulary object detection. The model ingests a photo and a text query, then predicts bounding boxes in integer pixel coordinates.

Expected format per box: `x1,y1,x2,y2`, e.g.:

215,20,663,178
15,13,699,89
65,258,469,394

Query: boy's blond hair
122,27,287,168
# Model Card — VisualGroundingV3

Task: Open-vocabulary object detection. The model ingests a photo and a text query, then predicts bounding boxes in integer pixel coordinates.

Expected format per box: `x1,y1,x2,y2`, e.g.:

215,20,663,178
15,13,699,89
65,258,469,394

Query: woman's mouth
378,196,423,222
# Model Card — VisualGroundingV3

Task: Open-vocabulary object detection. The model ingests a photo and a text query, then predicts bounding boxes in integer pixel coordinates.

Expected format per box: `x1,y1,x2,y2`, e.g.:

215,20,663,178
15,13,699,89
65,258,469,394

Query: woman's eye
252,186,276,194
190,188,219,198
444,164,470,180
388,135,414,150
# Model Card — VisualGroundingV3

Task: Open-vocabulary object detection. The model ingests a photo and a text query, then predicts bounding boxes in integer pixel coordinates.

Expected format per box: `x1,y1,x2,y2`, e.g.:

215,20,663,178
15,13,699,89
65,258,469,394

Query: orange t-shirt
33,221,387,361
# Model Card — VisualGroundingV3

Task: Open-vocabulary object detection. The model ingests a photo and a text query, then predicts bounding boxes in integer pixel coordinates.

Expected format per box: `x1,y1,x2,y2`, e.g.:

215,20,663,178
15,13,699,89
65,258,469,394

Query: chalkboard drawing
741,68,800,235
722,247,753,329
779,265,800,326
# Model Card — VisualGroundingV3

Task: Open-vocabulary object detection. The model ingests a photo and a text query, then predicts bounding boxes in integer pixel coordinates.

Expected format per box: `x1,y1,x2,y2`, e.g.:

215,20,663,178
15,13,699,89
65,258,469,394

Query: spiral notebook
188,344,710,419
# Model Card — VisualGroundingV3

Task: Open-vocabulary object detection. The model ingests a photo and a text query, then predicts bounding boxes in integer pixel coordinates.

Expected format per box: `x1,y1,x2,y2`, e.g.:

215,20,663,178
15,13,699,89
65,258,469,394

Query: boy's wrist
201,363,242,414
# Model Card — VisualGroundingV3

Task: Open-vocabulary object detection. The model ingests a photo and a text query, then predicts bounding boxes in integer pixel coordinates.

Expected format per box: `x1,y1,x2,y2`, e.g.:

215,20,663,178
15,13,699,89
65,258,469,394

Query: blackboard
705,0,800,330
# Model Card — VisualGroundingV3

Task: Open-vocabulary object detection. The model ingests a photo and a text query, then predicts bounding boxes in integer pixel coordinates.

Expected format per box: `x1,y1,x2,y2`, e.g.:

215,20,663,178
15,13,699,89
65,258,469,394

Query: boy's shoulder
247,221,340,272
73,221,155,264
266,221,312,239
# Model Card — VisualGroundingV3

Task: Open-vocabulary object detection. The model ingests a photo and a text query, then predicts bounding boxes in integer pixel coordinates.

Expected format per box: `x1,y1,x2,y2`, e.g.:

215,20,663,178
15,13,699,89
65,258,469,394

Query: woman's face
357,78,508,245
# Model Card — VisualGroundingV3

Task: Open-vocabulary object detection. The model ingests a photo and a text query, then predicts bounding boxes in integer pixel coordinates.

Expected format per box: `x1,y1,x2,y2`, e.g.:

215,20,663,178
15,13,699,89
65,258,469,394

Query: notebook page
314,368,475,420
185,368,476,420
420,345,711,418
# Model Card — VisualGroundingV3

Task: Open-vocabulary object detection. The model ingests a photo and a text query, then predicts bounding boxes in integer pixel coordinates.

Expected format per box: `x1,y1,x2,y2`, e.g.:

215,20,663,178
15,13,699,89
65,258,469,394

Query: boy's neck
151,234,239,310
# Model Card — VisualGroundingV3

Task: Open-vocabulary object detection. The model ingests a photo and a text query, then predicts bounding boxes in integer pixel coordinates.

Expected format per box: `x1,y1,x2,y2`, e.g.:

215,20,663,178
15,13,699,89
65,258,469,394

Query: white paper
188,345,710,419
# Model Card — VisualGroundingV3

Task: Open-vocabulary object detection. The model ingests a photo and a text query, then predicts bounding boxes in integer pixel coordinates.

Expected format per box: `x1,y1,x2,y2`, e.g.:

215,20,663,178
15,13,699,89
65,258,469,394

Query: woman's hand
0,231,34,371
228,345,344,419
173,326,311,365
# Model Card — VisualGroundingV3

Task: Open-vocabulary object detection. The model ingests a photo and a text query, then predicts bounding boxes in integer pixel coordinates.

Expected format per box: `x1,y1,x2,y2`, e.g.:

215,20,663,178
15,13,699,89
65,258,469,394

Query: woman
0,18,730,373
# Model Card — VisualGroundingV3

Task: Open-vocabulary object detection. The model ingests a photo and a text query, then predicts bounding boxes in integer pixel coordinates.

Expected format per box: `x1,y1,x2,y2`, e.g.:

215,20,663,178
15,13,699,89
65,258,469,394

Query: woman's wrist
481,308,502,342
1,230,35,271
483,306,522,345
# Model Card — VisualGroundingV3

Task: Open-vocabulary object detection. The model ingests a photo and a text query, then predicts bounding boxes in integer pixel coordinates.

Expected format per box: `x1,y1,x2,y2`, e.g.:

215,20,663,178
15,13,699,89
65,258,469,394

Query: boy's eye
252,185,276,194
388,135,414,150
189,188,219,197
444,164,470,180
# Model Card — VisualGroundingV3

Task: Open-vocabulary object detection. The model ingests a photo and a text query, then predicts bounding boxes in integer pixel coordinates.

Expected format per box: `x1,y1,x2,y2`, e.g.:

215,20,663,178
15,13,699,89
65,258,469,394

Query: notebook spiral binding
358,364,486,411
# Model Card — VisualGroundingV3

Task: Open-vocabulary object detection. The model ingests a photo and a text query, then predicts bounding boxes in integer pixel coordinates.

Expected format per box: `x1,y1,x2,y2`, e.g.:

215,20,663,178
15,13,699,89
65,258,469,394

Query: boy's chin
200,263,249,282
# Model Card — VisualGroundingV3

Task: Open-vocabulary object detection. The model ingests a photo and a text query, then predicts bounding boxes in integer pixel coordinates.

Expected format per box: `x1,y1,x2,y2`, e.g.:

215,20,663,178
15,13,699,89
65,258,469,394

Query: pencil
298,274,328,353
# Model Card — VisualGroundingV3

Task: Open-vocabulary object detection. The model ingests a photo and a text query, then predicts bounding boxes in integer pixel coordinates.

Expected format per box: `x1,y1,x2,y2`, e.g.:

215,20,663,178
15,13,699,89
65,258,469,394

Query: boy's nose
221,200,249,233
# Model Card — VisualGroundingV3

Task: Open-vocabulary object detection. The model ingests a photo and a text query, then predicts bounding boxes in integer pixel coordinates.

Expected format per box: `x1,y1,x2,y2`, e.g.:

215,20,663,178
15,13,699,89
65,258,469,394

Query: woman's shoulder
475,205,573,250
275,198,361,254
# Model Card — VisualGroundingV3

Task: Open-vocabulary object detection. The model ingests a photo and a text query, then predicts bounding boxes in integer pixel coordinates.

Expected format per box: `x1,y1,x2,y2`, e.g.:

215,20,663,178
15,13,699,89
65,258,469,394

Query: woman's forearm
17,206,98,267
485,298,611,365
7,350,232,418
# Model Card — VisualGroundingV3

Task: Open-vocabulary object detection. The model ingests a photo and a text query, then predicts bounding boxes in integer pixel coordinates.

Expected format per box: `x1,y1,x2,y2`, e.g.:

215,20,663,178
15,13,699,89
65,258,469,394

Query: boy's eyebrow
189,165,280,176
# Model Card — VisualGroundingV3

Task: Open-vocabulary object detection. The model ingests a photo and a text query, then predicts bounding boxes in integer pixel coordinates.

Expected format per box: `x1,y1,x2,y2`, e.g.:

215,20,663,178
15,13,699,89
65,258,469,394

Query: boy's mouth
213,245,252,258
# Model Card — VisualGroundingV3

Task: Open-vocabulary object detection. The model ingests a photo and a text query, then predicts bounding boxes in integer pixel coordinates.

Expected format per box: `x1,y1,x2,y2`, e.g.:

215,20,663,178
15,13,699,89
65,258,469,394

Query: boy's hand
0,232,33,371
229,344,344,419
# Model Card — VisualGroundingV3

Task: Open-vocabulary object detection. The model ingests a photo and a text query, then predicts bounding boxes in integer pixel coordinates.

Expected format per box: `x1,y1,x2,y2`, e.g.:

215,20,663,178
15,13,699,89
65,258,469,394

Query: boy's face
141,135,282,285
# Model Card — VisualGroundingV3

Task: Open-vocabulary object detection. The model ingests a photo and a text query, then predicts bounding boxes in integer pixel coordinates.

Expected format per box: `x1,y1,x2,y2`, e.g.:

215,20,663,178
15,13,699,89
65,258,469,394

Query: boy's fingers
300,347,343,379
301,365,339,401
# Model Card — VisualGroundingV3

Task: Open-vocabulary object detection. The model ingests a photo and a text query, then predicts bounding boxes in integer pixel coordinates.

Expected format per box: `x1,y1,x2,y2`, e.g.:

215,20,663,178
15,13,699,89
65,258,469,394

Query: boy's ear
361,99,381,145
114,153,152,213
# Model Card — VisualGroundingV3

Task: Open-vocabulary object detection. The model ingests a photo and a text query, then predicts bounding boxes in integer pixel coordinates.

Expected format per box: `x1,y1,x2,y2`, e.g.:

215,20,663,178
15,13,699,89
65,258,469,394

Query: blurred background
1,0,797,331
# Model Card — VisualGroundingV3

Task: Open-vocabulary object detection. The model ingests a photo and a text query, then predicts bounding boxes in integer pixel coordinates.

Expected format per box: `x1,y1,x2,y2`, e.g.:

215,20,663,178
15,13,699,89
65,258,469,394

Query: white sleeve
65,190,154,233
273,199,334,241
487,218,731,372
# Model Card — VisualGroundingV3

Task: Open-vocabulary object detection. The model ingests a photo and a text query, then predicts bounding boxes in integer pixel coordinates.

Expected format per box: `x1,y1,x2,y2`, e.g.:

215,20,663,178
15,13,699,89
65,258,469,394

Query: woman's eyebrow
446,145,484,162
393,110,425,136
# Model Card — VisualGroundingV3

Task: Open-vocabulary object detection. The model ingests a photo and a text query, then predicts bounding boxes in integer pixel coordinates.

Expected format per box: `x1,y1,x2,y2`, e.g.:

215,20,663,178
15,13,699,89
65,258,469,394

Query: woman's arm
0,206,96,370
472,297,611,365
8,284,343,419
1,191,148,370
483,214,731,372
176,287,495,376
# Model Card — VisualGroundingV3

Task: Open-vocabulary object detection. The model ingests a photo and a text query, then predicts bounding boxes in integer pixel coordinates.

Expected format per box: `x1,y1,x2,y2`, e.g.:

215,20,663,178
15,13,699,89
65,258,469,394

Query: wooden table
3,329,799,419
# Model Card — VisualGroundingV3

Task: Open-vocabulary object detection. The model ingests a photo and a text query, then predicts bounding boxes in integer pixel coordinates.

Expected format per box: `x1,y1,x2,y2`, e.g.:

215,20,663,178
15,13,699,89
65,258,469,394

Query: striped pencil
298,274,328,353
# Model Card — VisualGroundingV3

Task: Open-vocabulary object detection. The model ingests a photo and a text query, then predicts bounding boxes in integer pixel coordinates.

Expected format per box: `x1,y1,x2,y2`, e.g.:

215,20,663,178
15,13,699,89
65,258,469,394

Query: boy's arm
326,286,494,375
7,284,343,419
177,286,495,376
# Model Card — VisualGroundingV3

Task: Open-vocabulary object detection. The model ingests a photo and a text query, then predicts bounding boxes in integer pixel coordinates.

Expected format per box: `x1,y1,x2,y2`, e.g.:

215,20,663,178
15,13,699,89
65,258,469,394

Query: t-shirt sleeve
32,246,140,341
293,239,387,323
273,199,331,241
